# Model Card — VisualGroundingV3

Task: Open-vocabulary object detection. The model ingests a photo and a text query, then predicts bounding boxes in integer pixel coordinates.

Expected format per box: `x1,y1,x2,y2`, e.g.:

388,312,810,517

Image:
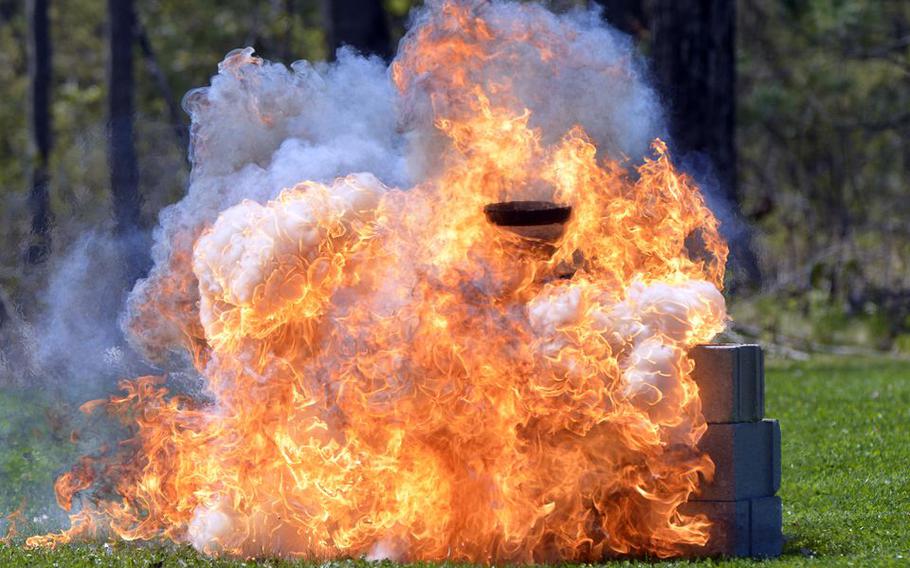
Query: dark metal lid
483,201,572,226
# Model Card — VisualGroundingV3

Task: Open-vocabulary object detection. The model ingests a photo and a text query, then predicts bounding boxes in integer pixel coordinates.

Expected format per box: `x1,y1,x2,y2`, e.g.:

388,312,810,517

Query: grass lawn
1,356,908,566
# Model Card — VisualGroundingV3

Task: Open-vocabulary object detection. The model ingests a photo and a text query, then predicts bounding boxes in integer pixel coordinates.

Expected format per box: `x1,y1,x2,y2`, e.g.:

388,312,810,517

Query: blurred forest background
1,0,909,356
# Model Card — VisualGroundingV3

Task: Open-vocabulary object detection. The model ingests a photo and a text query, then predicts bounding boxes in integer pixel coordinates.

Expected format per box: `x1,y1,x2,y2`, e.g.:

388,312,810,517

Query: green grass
1,356,909,566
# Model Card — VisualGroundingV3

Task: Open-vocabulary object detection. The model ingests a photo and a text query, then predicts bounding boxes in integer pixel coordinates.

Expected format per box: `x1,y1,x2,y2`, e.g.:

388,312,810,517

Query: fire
28,0,729,562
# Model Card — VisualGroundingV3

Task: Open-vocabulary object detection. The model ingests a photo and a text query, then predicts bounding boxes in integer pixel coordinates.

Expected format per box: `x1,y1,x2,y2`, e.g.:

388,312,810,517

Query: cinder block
694,419,781,501
690,344,764,423
678,496,783,557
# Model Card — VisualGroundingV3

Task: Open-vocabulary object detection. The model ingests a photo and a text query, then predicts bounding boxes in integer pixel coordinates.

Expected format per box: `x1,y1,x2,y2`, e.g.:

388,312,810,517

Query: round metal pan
483,201,572,226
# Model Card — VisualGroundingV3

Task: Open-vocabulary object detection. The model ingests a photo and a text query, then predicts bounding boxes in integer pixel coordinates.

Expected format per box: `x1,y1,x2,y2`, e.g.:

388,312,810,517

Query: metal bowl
483,201,572,227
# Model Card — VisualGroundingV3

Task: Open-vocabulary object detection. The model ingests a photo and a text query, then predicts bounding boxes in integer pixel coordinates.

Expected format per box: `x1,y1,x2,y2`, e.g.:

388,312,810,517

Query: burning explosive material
22,0,782,562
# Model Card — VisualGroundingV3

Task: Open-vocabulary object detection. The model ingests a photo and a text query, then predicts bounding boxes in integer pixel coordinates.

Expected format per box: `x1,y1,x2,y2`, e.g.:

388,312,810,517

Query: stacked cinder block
681,344,784,558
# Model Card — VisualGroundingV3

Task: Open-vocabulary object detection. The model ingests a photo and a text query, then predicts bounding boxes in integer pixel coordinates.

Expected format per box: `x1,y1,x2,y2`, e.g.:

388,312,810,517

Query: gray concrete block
694,419,781,501
678,496,783,557
690,344,764,423
750,495,785,557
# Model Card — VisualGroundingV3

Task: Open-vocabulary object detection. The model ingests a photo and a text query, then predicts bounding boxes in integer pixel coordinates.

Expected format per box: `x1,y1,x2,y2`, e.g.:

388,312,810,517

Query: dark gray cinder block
690,344,764,423
679,496,783,557
749,495,785,557
694,419,781,501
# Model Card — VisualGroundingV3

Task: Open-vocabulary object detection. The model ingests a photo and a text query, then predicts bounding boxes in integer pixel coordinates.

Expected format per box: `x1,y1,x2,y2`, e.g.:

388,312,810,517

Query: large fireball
30,0,729,561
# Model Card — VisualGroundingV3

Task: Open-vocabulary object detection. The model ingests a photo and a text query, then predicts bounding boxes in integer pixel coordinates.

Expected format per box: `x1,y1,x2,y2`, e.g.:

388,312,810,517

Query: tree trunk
281,0,296,63
650,0,762,288
651,0,736,199
326,0,391,60
136,21,188,154
108,0,144,281
26,0,52,264
592,0,646,38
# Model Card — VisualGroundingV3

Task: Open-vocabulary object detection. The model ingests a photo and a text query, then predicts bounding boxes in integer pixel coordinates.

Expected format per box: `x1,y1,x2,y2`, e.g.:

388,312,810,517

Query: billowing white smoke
125,48,406,361
528,279,725,430
192,173,387,351
124,0,664,364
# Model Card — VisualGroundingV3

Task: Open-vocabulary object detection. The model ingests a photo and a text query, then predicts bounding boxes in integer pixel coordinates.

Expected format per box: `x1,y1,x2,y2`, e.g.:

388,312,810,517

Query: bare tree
592,0,646,38
281,0,297,63
136,20,188,155
326,0,391,59
649,0,762,287
650,0,736,202
599,0,762,288
26,0,52,264
108,0,144,281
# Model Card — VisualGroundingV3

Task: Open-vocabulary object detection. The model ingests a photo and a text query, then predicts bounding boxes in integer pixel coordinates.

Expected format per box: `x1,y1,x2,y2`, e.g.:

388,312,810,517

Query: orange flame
1,504,25,544
29,0,729,561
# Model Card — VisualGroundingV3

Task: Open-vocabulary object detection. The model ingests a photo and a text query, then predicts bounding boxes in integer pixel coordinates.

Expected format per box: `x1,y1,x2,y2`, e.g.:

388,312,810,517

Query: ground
1,356,908,567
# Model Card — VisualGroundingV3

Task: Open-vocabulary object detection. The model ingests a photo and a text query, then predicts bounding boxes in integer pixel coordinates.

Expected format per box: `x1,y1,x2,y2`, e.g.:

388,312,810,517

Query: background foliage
736,0,910,351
